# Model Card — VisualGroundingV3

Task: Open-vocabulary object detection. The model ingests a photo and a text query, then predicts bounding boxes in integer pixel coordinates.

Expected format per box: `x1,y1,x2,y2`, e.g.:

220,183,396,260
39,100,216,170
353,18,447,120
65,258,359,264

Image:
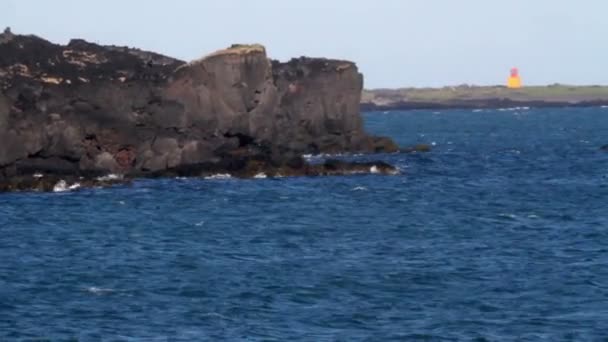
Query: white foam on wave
388,168,400,175
601,105,608,109
302,152,363,161
498,106,530,112
96,173,123,182
53,180,81,192
352,186,368,191
85,286,115,294
52,181,66,192
368,165,401,176
254,172,267,179
204,174,232,180
472,109,483,113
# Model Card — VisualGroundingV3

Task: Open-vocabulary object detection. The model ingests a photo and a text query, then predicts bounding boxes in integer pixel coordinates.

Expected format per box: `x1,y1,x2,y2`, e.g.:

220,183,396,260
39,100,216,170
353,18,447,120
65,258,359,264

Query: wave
96,173,123,181
497,106,530,112
303,152,364,161
204,174,232,180
497,213,518,220
53,180,81,192
85,286,115,294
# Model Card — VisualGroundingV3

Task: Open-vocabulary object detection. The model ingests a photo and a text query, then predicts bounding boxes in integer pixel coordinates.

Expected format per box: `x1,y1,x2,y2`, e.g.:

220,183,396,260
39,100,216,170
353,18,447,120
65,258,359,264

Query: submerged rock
0,30,399,191
401,144,432,153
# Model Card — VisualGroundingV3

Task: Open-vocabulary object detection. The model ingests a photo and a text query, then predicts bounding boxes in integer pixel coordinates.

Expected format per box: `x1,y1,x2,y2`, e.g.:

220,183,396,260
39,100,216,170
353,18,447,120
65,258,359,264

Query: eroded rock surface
0,30,398,190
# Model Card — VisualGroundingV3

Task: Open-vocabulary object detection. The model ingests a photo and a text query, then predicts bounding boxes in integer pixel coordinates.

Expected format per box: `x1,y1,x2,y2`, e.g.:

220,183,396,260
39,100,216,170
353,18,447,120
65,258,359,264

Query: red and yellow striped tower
507,67,522,89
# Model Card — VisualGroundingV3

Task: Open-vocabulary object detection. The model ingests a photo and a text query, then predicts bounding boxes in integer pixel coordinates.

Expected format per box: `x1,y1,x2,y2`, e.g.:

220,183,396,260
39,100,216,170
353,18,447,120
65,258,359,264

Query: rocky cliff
0,29,398,187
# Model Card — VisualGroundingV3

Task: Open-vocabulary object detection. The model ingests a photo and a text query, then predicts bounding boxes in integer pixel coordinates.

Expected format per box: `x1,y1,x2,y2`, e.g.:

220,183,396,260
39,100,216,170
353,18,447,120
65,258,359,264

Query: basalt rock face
0,30,397,184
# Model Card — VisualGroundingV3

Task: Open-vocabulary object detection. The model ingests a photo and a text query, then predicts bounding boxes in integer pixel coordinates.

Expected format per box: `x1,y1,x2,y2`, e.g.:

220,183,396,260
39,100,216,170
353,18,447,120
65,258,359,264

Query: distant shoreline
361,85,608,111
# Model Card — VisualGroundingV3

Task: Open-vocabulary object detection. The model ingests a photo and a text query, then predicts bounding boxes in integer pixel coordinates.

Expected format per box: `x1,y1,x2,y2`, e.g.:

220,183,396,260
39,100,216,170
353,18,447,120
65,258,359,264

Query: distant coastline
361,85,608,111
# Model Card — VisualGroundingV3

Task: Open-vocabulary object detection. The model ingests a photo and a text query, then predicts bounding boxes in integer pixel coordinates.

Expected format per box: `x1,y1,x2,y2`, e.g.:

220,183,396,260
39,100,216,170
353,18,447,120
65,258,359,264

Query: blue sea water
2,107,608,341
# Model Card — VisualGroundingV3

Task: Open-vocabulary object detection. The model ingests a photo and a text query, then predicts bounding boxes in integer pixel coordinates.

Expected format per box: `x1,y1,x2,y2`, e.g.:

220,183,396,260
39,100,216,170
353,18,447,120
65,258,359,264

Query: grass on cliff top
363,85,608,103
205,44,266,58
178,44,267,70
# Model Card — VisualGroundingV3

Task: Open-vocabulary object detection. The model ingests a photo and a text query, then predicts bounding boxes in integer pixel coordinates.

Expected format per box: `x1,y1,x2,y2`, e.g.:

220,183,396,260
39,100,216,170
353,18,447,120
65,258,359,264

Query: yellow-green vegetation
205,44,266,58
363,84,608,104
177,44,267,71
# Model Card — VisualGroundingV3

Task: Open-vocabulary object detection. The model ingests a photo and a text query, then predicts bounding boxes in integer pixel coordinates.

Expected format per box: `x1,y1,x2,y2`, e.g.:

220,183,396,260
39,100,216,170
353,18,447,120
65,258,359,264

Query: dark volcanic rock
0,174,129,192
150,156,398,179
0,31,398,190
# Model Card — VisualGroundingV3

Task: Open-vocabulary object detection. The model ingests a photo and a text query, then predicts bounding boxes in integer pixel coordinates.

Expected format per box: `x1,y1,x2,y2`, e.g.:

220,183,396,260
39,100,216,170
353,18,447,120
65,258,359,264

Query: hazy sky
2,0,606,88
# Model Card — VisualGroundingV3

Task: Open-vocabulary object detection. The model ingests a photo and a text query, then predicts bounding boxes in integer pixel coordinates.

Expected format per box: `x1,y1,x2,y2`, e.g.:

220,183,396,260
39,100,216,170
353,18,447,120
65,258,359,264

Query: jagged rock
0,31,399,191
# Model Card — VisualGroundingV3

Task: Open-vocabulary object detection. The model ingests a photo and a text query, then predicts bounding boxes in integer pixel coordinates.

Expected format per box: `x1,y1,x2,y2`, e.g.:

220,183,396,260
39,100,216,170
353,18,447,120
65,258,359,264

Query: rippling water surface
2,108,608,340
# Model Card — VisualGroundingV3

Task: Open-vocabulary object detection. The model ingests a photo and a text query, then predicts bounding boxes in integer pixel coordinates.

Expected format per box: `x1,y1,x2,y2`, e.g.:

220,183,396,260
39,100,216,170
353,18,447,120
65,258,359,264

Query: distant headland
361,84,608,111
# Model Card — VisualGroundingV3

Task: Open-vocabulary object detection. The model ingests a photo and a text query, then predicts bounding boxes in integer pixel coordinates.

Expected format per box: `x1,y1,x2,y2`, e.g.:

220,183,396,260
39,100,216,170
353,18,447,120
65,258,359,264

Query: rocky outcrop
0,159,398,192
0,29,398,189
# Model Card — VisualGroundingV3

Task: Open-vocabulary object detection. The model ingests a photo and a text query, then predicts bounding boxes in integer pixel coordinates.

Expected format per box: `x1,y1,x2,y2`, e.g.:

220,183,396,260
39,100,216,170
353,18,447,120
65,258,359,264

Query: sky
2,0,607,88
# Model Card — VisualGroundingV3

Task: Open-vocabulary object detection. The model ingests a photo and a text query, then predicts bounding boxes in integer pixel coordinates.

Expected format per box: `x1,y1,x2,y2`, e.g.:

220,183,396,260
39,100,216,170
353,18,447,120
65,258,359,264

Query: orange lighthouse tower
507,67,522,89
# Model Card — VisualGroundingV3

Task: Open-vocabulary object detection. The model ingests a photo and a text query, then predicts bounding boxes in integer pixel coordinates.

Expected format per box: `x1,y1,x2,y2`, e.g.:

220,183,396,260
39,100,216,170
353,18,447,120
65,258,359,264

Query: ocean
1,107,608,340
